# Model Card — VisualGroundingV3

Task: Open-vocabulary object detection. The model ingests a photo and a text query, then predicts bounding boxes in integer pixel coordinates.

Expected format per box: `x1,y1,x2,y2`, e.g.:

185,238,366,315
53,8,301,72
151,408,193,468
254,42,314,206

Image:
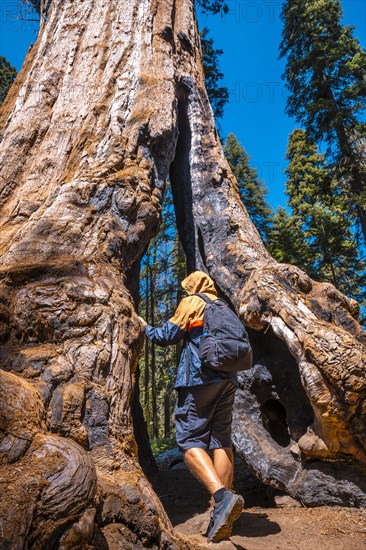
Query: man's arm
145,320,185,347
138,297,193,347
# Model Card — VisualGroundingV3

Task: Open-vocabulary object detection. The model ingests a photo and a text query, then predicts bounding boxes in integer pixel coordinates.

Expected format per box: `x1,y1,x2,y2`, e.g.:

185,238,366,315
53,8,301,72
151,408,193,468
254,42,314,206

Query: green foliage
201,28,229,120
196,0,228,15
282,129,366,304
224,133,273,241
139,182,186,440
280,0,366,149
0,57,17,105
285,130,333,216
0,57,16,104
280,0,366,248
23,0,41,11
150,436,177,457
269,206,313,270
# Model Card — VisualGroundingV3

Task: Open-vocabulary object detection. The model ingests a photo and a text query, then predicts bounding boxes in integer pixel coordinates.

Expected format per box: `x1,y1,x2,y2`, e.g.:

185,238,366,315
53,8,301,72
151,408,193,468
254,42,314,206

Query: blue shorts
175,380,236,452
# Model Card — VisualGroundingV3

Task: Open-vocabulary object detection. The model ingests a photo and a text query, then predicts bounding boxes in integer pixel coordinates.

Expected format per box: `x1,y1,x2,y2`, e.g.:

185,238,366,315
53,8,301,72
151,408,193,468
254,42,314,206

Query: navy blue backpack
193,293,252,373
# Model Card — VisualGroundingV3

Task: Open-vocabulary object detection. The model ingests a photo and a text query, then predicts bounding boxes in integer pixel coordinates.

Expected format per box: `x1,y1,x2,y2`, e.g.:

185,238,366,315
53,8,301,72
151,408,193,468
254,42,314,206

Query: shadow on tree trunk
0,0,365,548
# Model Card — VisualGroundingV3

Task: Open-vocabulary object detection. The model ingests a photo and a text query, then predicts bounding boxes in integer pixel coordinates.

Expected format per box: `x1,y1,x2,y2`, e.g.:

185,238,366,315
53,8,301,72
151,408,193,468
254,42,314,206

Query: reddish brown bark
0,0,365,547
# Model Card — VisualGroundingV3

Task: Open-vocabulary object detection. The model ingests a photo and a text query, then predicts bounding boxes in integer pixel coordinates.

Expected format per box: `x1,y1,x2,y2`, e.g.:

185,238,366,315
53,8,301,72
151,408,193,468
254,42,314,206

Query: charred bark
0,0,365,547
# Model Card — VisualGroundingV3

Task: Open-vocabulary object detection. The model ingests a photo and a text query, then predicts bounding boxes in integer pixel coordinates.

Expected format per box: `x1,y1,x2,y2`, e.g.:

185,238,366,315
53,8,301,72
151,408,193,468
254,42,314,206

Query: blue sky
198,0,366,209
1,0,366,209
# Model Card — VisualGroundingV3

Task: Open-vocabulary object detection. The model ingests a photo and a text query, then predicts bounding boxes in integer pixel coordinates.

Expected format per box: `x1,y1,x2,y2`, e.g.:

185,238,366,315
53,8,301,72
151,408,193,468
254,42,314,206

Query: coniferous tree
139,183,186,442
196,0,228,14
0,57,17,105
269,206,313,270
280,0,366,240
200,27,229,120
224,133,273,241
21,1,51,15
285,129,366,303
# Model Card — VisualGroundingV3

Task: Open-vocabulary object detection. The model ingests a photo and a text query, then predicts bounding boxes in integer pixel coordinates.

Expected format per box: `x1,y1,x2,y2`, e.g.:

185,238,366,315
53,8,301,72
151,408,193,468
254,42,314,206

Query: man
139,270,244,543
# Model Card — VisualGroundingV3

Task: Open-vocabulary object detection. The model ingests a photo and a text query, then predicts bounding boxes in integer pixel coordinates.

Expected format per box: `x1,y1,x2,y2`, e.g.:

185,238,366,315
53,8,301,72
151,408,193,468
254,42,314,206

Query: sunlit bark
0,0,365,546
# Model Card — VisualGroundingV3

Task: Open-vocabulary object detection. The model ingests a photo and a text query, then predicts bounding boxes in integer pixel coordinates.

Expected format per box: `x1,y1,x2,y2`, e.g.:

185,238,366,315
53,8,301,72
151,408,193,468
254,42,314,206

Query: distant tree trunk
150,247,159,440
322,72,366,242
144,259,151,430
127,260,158,477
0,0,365,548
164,380,175,438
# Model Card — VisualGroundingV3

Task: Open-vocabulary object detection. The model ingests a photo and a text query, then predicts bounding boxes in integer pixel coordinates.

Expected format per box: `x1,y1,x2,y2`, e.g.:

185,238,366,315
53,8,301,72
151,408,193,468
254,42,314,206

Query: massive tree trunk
0,1,186,547
0,0,365,547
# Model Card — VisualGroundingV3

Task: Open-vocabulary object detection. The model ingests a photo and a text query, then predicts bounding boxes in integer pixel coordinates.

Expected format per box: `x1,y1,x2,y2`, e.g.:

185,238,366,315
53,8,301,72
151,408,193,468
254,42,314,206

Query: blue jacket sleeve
145,321,185,347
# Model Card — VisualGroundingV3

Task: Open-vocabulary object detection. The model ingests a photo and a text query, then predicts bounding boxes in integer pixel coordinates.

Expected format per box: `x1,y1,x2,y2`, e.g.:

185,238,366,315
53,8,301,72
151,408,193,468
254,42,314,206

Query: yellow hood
181,271,218,297
169,271,218,330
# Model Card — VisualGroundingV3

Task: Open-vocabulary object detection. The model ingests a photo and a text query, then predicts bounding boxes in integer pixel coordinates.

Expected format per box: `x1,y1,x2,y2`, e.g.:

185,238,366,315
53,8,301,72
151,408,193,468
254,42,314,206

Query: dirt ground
152,459,366,550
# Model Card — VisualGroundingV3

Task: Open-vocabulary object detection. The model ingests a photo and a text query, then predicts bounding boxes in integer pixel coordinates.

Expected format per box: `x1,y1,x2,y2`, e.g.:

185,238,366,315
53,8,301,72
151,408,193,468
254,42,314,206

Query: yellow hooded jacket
145,271,237,388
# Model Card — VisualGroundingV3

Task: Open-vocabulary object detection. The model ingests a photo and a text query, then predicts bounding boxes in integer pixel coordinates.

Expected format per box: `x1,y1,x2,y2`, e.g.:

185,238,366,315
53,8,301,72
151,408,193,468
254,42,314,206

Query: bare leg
184,448,225,495
213,448,234,490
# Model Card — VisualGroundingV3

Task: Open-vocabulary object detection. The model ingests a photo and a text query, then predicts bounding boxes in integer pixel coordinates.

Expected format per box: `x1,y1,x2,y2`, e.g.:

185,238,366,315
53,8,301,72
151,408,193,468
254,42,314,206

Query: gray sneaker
207,490,244,543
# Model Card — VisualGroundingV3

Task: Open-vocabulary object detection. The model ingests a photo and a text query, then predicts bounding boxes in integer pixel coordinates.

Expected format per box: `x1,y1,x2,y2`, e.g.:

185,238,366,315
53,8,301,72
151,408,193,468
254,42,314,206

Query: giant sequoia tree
0,1,365,548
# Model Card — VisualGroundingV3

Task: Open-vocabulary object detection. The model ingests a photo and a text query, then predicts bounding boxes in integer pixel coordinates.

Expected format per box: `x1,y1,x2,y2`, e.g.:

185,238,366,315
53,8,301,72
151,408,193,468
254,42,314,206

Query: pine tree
224,133,273,241
200,27,229,120
21,1,51,16
285,129,366,303
0,57,17,105
196,0,228,14
269,206,313,270
139,182,186,442
280,0,366,240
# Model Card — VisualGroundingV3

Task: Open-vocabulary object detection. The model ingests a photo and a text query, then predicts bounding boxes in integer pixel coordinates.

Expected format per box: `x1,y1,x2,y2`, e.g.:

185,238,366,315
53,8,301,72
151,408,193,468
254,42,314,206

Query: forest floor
152,455,366,550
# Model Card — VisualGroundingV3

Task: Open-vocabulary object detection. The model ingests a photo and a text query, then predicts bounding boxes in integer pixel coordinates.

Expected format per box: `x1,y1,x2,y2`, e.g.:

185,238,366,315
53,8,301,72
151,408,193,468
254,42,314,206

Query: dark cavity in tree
246,327,315,444
260,399,291,448
169,84,197,273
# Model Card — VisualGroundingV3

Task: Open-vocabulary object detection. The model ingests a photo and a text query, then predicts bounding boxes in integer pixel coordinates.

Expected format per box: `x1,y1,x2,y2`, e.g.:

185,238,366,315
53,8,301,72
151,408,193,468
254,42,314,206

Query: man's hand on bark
138,316,147,330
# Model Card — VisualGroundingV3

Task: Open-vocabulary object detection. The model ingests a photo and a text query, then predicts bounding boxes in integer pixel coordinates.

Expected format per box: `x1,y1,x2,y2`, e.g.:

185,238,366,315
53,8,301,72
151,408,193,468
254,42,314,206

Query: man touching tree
139,271,245,544
1,0,365,545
